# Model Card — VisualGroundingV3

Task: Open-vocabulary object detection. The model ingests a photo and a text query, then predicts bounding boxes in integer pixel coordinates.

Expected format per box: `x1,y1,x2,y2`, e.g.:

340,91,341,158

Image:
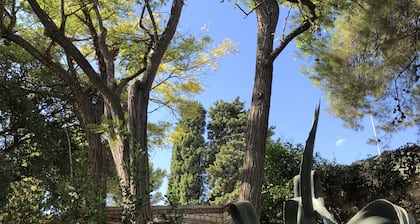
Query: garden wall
106,204,233,224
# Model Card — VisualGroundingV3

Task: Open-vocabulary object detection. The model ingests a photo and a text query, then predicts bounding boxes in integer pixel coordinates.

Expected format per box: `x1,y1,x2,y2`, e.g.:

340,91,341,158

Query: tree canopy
0,0,234,222
302,0,420,132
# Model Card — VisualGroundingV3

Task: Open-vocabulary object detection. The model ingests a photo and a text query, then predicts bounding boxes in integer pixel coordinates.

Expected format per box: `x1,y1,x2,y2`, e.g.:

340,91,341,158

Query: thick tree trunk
104,116,131,221
240,0,279,215
73,95,108,223
127,80,151,224
85,130,107,222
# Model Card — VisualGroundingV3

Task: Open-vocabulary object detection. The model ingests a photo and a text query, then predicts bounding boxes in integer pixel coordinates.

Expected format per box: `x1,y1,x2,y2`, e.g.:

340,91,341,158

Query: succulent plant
283,104,415,224
284,103,336,224
230,104,416,224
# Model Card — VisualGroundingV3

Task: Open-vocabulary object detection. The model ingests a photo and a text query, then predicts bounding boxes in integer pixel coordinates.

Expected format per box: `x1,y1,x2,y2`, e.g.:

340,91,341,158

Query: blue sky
149,1,419,201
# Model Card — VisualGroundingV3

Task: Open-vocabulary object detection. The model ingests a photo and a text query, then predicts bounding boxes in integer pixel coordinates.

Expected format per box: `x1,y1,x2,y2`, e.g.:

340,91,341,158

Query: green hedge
319,144,420,223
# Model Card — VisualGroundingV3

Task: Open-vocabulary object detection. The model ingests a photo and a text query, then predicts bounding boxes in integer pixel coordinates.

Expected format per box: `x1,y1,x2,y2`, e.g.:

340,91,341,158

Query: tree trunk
65,81,108,222
240,0,279,215
85,129,107,222
128,80,151,223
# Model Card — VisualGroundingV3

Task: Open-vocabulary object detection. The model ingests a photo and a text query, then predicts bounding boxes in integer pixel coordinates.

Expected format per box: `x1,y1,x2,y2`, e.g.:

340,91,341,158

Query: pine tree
167,102,206,205
206,97,247,204
302,0,420,132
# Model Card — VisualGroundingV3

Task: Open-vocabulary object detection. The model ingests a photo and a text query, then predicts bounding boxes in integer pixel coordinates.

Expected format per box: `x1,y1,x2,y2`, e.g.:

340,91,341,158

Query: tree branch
269,20,311,62
59,0,66,31
115,67,147,95
26,0,123,119
0,31,96,126
269,0,317,63
80,6,107,79
91,0,115,86
235,1,264,18
142,0,184,90
139,5,155,68
145,0,159,45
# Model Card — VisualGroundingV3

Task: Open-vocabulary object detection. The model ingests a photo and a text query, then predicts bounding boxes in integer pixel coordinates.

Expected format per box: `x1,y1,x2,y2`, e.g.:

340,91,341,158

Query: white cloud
335,138,347,147
201,23,210,32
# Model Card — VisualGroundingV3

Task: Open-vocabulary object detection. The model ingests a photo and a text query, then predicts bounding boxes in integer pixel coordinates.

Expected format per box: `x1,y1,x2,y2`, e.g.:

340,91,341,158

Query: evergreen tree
167,102,206,205
302,0,420,132
206,97,247,204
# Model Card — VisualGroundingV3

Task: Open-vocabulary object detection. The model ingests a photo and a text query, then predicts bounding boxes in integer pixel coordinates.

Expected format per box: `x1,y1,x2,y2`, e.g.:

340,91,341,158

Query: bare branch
145,0,159,45
81,6,107,78
138,5,155,67
148,97,178,118
269,0,317,63
235,1,264,18
59,0,66,31
269,20,311,62
151,72,177,91
281,6,293,39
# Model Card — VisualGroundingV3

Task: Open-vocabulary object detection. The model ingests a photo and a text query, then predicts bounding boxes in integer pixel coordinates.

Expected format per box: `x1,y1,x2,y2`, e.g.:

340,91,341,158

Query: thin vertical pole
370,114,381,156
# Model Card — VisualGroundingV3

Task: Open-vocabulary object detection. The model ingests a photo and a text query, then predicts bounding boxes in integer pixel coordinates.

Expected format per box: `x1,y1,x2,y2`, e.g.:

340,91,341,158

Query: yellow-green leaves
148,35,237,116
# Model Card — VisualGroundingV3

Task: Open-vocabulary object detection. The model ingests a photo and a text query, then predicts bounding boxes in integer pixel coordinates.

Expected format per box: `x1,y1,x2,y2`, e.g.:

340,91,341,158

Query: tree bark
240,0,317,215
128,80,151,223
239,0,279,215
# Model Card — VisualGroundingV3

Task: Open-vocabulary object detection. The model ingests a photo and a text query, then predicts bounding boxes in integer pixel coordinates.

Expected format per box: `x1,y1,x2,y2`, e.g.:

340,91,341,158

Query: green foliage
0,177,52,223
167,101,206,205
0,150,13,209
150,165,167,205
260,140,303,224
168,98,248,205
206,97,247,204
158,192,184,224
319,144,420,223
0,43,107,222
301,0,420,132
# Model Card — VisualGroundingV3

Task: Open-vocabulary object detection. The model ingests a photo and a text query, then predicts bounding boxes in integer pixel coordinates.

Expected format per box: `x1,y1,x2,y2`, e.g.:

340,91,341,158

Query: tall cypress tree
167,102,206,204
206,97,247,204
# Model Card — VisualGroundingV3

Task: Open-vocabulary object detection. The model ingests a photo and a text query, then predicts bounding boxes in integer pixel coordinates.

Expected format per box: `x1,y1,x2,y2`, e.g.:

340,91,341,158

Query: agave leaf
300,102,320,223
346,199,416,224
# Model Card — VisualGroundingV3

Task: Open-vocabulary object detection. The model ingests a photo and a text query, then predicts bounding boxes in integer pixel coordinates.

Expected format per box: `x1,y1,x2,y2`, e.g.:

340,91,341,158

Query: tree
0,1,233,222
228,0,318,214
302,0,420,133
167,101,206,205
0,44,104,222
206,97,247,204
260,139,303,224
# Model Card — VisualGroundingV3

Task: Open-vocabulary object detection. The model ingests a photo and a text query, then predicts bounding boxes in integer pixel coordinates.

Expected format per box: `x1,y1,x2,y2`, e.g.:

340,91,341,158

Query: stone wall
106,205,233,224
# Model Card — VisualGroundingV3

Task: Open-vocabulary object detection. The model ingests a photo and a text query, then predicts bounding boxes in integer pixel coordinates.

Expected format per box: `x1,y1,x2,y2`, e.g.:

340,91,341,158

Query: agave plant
229,104,416,224
283,103,416,224
283,103,336,224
